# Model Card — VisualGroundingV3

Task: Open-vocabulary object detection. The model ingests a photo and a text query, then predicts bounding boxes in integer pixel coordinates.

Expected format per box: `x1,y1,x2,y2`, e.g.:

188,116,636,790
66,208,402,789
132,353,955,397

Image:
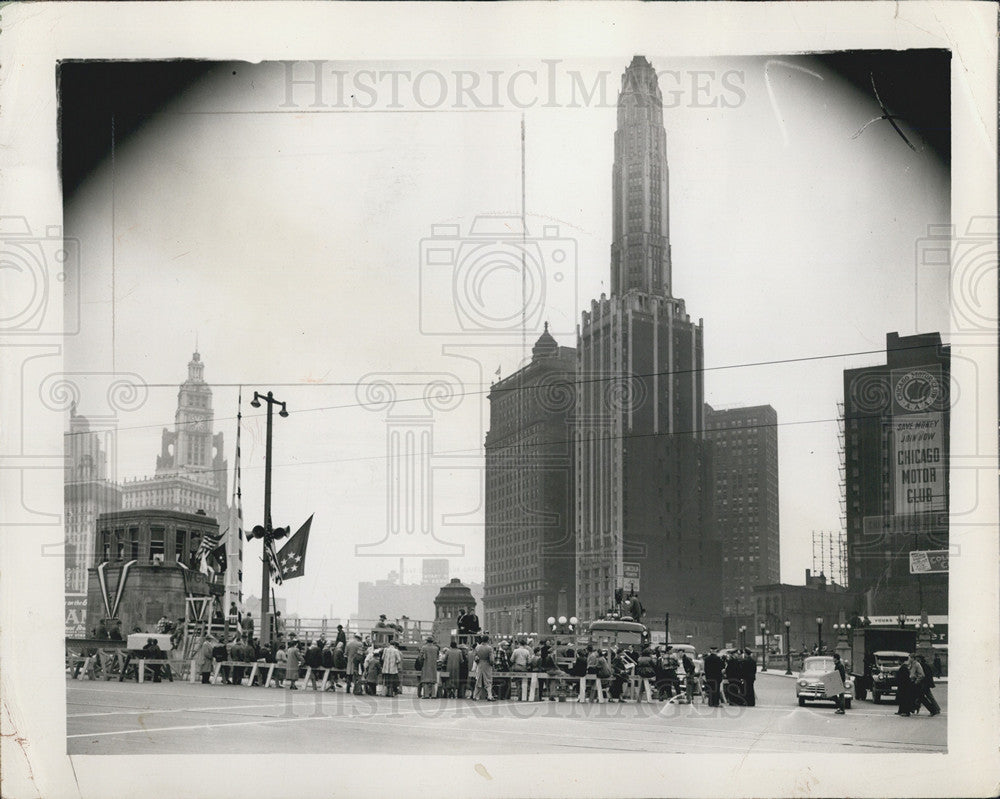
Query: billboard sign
66,594,88,637
909,549,949,573
623,561,640,594
892,412,945,514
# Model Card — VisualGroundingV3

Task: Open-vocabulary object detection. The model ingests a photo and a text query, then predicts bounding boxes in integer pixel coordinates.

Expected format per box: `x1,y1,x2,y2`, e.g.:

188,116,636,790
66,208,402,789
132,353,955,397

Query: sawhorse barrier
301,667,348,690
523,673,607,703
209,662,349,689
626,676,656,702
490,672,533,701
67,654,98,680
136,659,177,683
211,661,278,686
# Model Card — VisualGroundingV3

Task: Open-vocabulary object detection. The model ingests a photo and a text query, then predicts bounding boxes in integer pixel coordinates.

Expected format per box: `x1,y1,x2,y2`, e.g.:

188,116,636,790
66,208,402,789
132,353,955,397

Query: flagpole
262,396,274,647
271,585,279,642
250,390,288,648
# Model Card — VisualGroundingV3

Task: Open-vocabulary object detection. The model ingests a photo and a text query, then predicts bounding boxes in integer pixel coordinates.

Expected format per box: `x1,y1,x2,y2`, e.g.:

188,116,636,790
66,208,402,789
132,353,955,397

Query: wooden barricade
67,654,97,680
489,671,533,701
211,660,273,685
524,673,606,703
626,675,656,702
136,659,179,683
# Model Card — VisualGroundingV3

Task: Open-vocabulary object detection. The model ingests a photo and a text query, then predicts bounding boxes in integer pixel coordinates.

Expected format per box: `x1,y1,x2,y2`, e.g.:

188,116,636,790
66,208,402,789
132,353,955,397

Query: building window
150,527,165,559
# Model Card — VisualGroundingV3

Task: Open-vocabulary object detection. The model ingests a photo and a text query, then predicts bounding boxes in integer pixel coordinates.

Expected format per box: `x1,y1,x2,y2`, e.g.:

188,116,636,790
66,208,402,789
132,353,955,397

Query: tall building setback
843,331,949,616
484,326,577,636
575,56,720,647
705,404,780,643
121,352,239,604
65,407,123,635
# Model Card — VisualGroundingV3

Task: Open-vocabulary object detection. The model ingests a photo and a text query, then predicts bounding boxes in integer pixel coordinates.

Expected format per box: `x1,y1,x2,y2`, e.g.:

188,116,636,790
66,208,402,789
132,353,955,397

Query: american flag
266,536,283,586
198,531,223,556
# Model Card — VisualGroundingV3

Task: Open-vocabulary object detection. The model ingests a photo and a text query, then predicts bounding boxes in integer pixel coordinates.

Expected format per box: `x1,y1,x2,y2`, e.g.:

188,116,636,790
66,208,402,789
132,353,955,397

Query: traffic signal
249,525,289,539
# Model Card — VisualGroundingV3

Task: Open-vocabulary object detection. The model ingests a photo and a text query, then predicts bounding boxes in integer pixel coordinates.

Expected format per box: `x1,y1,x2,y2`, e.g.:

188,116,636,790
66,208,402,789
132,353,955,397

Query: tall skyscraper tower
484,326,577,637
705,404,780,641
843,332,949,616
121,352,239,604
576,57,720,647
64,407,122,635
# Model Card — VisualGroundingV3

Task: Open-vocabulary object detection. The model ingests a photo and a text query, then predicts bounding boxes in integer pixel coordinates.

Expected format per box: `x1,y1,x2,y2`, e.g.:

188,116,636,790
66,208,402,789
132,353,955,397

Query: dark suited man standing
703,646,724,707
742,648,758,706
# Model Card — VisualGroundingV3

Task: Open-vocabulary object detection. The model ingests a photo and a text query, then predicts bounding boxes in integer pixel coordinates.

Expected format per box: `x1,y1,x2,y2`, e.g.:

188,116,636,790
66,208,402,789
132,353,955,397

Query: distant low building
751,569,861,654
354,572,483,625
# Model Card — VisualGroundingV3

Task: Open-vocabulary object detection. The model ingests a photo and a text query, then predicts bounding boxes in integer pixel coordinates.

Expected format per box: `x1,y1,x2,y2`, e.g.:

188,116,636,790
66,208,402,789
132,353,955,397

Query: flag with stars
275,514,312,581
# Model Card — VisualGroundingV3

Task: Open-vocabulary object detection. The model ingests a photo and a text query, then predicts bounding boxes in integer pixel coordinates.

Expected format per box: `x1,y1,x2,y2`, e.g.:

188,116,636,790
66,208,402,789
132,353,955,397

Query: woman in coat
285,642,303,690
273,645,287,687
444,642,463,698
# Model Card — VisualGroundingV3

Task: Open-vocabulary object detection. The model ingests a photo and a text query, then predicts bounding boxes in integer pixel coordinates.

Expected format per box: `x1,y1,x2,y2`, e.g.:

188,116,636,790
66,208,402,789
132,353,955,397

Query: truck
851,627,918,702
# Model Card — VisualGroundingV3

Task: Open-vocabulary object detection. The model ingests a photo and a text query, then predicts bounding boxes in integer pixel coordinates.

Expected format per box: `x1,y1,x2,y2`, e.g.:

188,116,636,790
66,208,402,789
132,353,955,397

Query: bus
581,618,651,651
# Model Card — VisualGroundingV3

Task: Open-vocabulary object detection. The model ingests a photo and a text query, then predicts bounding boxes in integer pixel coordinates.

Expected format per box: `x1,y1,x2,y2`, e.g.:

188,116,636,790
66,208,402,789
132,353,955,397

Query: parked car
796,655,853,708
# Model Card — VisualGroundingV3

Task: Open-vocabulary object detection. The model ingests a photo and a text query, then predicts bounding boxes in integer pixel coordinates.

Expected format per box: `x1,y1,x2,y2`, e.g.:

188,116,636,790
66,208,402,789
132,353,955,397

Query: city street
67,673,946,755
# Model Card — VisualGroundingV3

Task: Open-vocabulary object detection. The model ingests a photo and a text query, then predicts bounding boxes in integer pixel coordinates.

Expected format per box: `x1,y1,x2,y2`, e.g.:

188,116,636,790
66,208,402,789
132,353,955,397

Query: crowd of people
177,631,766,707
83,609,942,718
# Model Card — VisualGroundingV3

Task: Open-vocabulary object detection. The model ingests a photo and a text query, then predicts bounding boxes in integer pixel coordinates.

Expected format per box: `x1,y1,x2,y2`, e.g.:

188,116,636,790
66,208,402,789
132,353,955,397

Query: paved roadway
66,673,946,755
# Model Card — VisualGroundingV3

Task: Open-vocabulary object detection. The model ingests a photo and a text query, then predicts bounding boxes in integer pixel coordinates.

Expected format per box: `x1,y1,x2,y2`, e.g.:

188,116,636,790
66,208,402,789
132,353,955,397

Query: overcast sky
64,54,949,619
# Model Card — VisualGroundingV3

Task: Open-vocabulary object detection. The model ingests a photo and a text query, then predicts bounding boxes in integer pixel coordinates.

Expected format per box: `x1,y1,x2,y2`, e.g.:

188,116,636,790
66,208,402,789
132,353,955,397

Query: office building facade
843,331,949,616
575,56,720,645
705,404,780,643
483,326,577,636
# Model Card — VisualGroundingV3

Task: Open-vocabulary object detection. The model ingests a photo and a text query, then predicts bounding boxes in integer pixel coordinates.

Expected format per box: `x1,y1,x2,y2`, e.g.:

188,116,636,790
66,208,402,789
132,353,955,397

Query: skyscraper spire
610,55,672,298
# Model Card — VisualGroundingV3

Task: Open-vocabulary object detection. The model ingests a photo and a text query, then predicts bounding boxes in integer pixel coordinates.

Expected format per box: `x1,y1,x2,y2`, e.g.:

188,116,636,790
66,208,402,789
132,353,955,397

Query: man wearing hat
335,624,347,648
344,634,363,694
418,636,440,698
703,646,724,707
381,640,403,696
473,635,495,701
195,635,216,684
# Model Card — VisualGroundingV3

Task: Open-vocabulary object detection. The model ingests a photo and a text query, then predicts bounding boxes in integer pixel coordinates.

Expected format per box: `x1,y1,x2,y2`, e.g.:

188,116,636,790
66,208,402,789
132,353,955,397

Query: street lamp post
816,617,823,654
250,390,288,648
784,620,792,674
739,625,746,650
547,615,578,641
760,624,768,671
